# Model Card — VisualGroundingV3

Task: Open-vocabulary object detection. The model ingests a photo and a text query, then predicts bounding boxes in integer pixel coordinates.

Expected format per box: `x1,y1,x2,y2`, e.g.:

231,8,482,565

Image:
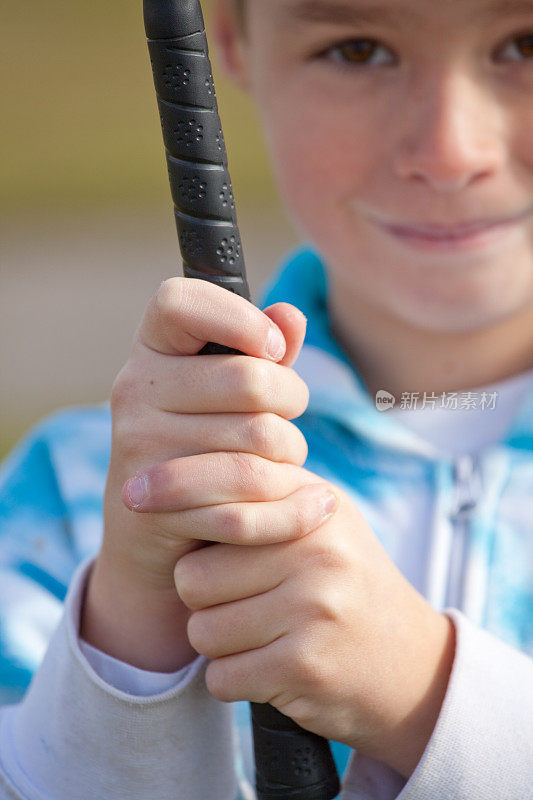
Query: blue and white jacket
0,245,532,800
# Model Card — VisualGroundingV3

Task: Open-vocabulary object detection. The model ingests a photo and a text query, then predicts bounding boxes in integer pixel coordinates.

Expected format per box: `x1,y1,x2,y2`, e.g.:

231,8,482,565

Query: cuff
0,556,239,800
79,636,203,698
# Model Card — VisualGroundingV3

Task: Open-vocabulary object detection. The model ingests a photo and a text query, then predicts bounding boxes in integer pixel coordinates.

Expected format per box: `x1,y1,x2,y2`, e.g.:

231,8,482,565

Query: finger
121,408,308,466
261,303,307,368
186,588,289,660
120,346,309,418
122,452,325,514
175,540,287,610
136,277,286,361
204,636,295,706
167,484,336,568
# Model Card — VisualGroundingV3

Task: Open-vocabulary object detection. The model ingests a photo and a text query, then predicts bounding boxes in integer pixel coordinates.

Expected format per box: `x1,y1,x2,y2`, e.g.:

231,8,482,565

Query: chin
390,256,533,333
397,293,530,334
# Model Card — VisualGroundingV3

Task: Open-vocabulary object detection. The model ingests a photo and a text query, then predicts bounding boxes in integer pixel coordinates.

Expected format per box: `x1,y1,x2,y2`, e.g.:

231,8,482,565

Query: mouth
372,209,532,253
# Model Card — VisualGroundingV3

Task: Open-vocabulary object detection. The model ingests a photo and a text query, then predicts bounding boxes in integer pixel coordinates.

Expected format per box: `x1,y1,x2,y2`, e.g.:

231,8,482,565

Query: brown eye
324,38,395,67
516,34,533,57
336,40,377,63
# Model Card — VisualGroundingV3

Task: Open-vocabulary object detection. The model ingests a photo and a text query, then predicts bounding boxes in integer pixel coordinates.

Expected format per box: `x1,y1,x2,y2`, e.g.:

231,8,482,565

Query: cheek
511,100,533,167
257,91,380,236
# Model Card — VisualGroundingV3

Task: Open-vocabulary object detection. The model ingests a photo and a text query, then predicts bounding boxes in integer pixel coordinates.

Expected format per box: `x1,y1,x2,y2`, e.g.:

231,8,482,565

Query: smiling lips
386,220,515,241
371,207,532,250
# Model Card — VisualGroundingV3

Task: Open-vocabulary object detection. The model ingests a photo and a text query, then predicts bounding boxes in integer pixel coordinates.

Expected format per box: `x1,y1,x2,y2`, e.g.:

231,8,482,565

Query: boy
1,0,533,797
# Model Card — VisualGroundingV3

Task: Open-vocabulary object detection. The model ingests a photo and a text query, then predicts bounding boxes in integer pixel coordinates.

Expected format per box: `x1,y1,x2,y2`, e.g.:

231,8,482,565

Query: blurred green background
1,0,299,461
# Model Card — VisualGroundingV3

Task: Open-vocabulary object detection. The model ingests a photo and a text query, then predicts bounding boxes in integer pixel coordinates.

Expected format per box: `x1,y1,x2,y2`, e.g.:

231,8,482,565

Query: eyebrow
478,0,533,19
280,0,413,27
280,0,533,28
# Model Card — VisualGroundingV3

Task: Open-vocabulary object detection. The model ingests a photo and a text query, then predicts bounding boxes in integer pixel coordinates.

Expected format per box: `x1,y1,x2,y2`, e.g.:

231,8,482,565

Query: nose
392,68,505,192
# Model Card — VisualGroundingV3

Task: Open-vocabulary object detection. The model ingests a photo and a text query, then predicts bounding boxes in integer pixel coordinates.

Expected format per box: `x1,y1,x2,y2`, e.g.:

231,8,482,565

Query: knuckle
309,541,350,573
309,579,345,622
277,696,316,728
245,413,276,457
112,412,160,461
287,424,308,466
112,419,143,460
110,376,152,461
288,636,324,688
289,373,310,418
216,503,250,544
110,365,136,414
245,415,308,466
205,661,230,702
186,611,209,653
110,413,131,446
232,358,271,407
174,561,202,609
154,277,185,320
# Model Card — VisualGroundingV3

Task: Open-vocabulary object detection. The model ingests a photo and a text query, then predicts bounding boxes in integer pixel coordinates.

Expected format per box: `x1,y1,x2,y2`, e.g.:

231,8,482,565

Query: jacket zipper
445,454,481,610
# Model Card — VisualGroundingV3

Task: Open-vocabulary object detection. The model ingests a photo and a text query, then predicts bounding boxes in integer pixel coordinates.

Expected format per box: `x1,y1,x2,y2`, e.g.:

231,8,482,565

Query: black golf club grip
143,2,340,798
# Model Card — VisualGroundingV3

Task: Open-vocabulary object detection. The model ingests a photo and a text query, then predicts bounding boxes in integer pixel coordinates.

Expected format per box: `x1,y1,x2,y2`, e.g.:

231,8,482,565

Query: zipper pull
451,454,481,520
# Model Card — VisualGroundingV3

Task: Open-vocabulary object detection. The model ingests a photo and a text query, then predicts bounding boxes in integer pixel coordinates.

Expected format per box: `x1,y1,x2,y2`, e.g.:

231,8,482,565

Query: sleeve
0,558,240,800
339,609,533,800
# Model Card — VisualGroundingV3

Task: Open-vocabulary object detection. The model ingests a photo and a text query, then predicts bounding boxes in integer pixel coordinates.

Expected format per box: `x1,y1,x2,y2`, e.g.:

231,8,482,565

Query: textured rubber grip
146,0,249,355
251,703,341,799
143,1,340,796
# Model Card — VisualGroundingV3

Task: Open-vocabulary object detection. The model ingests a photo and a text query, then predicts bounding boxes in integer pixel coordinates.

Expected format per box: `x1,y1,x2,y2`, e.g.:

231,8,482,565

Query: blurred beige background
1,0,300,461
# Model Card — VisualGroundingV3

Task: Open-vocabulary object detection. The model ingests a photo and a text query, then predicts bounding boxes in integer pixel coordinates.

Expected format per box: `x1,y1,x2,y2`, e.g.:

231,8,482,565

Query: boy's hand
81,277,334,669
173,489,455,779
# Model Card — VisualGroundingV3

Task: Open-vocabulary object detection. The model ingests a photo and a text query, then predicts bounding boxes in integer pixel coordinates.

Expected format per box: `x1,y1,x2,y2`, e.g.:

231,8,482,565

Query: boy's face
216,0,533,333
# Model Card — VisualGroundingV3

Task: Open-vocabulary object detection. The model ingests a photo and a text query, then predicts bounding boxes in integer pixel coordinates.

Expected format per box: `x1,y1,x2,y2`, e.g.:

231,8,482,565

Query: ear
210,0,251,92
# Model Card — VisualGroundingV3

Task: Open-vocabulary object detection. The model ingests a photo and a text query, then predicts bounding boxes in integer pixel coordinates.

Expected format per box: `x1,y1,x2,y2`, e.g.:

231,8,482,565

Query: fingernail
266,325,285,360
320,490,338,520
124,475,149,509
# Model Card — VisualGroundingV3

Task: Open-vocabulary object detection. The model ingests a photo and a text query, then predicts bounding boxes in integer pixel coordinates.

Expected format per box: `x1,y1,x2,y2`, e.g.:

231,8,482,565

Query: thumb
261,303,307,368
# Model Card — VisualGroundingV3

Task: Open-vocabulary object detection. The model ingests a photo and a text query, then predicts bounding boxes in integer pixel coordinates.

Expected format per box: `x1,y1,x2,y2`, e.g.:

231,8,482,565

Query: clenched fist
80,278,337,671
